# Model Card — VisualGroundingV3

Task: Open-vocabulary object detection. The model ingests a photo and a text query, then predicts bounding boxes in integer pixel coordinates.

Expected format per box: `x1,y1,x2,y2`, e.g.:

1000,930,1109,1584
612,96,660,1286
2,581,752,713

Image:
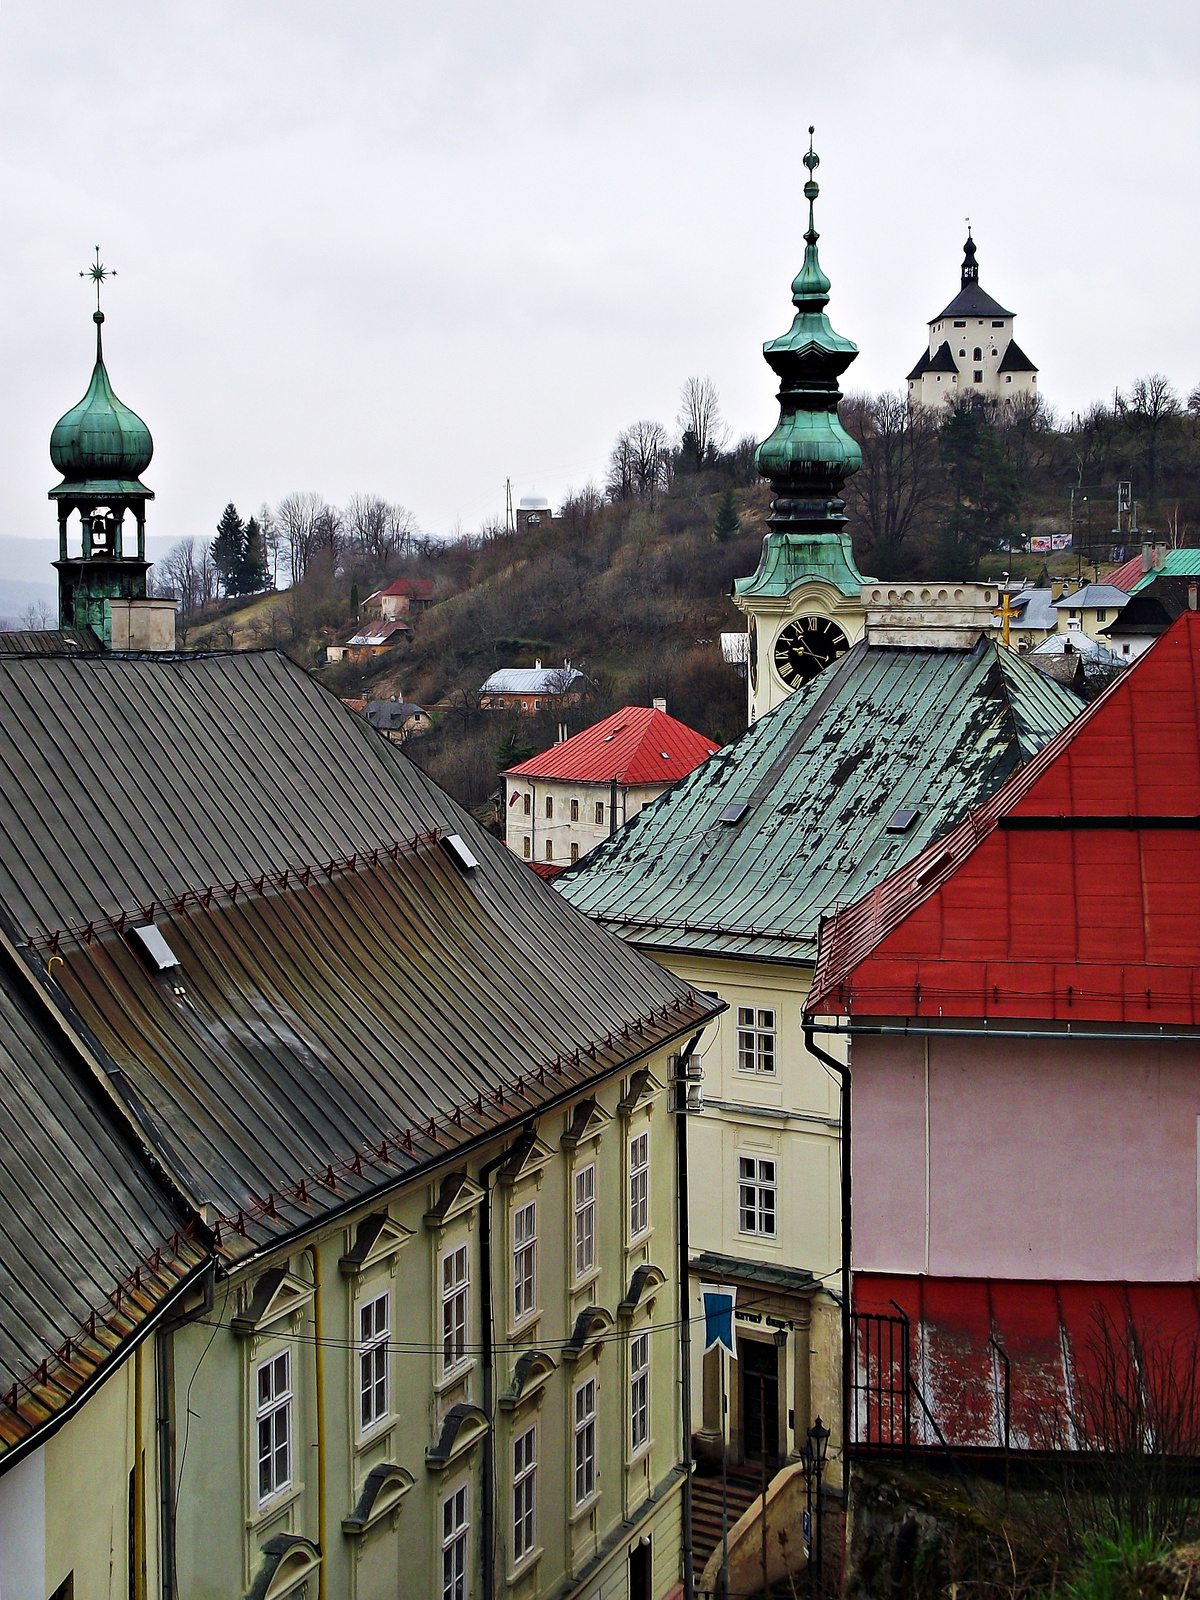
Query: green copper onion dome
736,128,867,602
50,311,153,485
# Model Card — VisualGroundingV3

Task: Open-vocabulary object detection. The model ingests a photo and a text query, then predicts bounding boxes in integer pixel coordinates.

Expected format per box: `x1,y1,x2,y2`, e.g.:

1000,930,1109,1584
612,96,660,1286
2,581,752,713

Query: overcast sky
2,0,1198,555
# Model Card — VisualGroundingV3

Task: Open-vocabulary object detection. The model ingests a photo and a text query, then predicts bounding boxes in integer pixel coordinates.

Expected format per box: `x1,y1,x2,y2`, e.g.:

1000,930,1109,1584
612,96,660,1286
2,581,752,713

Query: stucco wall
853,1032,1200,1281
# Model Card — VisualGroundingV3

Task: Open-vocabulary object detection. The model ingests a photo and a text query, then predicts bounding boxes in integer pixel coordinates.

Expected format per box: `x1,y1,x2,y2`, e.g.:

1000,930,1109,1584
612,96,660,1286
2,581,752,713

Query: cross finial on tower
80,246,115,316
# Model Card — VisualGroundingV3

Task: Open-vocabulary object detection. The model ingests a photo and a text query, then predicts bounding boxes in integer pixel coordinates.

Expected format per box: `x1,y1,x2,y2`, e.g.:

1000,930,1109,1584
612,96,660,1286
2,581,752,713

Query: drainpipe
479,1132,523,1600
134,1343,145,1600
306,1245,327,1600
802,1022,851,1482
609,779,617,838
157,1263,212,1600
674,1031,703,1600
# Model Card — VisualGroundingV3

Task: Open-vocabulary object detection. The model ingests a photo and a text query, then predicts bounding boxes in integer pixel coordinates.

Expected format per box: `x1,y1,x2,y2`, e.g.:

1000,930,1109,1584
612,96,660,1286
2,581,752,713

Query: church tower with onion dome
49,253,175,649
906,231,1038,410
733,130,871,724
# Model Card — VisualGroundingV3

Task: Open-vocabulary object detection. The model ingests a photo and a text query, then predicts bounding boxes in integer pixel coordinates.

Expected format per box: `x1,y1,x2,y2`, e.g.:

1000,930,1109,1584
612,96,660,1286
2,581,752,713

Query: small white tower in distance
907,232,1038,409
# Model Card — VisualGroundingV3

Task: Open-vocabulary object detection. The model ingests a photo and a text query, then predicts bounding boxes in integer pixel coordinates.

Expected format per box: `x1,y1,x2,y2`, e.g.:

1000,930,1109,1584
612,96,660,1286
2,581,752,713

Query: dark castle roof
997,339,1038,373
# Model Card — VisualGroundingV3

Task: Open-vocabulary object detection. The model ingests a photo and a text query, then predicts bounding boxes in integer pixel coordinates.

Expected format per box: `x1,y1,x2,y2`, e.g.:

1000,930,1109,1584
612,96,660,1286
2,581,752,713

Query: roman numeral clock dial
773,615,849,687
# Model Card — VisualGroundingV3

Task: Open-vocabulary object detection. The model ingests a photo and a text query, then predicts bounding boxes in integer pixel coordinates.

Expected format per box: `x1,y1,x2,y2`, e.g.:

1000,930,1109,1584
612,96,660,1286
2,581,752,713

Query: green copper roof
50,312,153,489
556,639,1081,964
734,529,868,600
1131,551,1200,593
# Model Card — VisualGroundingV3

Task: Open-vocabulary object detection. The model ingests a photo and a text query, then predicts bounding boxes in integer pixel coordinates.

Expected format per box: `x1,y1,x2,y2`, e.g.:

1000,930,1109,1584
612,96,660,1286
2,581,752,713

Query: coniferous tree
212,503,246,595
714,486,740,541
238,516,268,594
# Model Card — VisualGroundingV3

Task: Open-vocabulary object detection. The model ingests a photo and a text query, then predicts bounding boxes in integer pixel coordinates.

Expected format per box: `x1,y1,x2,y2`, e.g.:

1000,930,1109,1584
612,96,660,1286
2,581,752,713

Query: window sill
356,1419,394,1456
246,1479,304,1531
569,1490,601,1526
736,1233,781,1249
569,1266,601,1298
434,1359,476,1395
508,1546,543,1584
625,1226,653,1256
508,1308,542,1341
626,1437,654,1470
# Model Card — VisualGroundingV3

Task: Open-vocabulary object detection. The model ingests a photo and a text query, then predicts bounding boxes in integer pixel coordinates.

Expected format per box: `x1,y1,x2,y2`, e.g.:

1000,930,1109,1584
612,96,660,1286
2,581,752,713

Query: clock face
773,615,849,687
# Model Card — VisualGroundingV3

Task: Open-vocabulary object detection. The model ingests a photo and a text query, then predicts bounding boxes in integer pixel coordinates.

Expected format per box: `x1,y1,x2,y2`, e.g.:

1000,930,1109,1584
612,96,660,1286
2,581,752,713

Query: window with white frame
512,1424,537,1562
738,1156,777,1236
256,1348,292,1502
574,1377,597,1504
629,1131,649,1238
737,1007,776,1075
513,1201,536,1320
594,801,604,825
574,1164,596,1277
359,1292,389,1429
441,1245,469,1374
441,1484,469,1600
630,1331,650,1452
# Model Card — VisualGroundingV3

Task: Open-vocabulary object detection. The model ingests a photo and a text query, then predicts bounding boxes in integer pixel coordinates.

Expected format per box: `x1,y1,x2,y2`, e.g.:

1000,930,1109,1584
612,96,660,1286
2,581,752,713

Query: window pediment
562,1304,613,1363
341,1462,415,1535
617,1067,662,1115
619,1263,667,1318
499,1348,557,1411
425,1402,489,1470
339,1212,413,1277
423,1171,484,1231
560,1097,611,1151
231,1267,313,1339
498,1129,555,1188
248,1535,322,1600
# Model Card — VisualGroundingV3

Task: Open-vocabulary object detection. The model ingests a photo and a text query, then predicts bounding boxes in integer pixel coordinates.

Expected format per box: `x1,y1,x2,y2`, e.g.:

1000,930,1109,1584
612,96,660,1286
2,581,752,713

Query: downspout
609,779,617,838
158,1262,213,1600
674,1031,704,1600
306,1245,327,1600
134,1343,145,1600
479,1133,523,1600
802,1022,851,1478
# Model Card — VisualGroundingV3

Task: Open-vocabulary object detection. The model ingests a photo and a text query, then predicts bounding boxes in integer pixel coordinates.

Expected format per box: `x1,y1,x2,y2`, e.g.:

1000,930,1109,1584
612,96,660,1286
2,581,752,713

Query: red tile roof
808,612,1200,1023
505,707,719,787
382,577,434,599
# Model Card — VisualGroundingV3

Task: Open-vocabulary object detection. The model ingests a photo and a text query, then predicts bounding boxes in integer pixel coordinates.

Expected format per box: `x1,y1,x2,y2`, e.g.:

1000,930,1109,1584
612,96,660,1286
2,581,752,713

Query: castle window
1006,375,1012,383
992,320,1004,327
973,347,982,360
953,320,966,327
974,371,983,383
959,349,966,357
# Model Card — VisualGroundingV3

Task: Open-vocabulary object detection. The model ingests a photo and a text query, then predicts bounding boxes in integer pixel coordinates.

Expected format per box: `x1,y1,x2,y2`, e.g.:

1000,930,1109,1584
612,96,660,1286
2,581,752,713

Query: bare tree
20,599,54,630
275,491,325,585
676,376,727,465
256,503,282,589
607,420,670,503
343,495,417,566
1117,374,1182,505
841,391,941,576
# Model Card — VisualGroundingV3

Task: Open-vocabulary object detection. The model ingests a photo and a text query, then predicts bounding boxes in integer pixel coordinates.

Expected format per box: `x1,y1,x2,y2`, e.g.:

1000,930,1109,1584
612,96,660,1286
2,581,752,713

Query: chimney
1142,541,1154,573
557,723,568,743
861,583,1001,649
1154,540,1168,571
1189,583,1198,612
1050,578,1064,602
652,697,667,714
534,658,542,669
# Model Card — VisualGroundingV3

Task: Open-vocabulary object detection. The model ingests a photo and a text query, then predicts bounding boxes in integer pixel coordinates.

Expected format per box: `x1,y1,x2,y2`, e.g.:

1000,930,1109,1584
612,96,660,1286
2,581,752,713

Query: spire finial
803,124,820,240
80,246,115,359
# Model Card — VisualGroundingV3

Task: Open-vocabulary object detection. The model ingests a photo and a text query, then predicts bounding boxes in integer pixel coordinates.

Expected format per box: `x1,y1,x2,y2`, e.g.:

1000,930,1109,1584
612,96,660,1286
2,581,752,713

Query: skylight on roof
886,807,920,834
440,833,479,872
718,800,751,826
131,922,180,971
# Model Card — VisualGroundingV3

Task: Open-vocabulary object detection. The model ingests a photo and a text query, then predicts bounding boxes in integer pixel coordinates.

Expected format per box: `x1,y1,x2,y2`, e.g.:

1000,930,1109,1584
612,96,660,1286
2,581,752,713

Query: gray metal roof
0,628,103,655
480,666,585,694
0,952,204,1457
557,640,1081,964
365,700,426,730
0,651,709,1256
1052,584,1129,610
1009,587,1058,630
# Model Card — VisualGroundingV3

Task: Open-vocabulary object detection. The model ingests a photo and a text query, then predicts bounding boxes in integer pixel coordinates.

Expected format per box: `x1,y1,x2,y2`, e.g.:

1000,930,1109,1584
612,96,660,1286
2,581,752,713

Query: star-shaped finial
80,245,116,313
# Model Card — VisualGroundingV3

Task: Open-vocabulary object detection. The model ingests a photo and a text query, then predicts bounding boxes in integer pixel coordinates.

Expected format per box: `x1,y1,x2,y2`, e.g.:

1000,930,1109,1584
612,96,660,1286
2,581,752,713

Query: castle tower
906,232,1038,409
733,130,870,724
49,262,174,649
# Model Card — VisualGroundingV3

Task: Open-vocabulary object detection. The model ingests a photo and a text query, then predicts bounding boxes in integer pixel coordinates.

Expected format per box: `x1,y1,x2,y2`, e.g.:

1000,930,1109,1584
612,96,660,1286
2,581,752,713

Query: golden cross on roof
80,245,115,313
993,590,1018,649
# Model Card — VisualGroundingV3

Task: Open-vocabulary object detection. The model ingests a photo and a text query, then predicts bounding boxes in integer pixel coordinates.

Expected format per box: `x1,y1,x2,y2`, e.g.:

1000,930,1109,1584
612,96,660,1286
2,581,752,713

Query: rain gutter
806,1021,1200,1043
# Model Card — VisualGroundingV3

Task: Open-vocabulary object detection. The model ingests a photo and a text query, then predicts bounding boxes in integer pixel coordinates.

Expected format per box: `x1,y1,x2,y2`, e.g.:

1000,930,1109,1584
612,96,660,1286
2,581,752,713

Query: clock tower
734,130,869,724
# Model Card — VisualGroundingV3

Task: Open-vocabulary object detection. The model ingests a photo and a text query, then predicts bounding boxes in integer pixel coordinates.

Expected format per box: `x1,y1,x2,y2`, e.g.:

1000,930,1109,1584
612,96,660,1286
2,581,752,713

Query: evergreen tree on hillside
238,516,268,594
714,486,740,541
212,503,246,595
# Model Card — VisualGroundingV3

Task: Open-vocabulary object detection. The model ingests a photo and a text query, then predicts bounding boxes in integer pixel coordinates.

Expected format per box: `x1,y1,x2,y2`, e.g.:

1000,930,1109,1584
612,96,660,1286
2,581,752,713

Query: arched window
973,346,982,361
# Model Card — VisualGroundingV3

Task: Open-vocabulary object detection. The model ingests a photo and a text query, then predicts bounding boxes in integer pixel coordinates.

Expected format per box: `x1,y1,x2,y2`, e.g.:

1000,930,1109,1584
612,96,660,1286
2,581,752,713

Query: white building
907,233,1038,409
504,704,718,868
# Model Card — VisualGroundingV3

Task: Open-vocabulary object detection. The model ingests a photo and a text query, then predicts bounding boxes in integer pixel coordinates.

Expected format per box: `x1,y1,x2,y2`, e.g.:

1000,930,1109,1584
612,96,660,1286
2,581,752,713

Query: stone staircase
691,1468,764,1586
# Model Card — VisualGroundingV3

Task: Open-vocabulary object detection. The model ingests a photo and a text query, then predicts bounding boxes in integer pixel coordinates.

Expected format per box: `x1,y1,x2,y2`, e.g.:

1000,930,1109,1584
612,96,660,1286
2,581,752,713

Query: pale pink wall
853,1033,1200,1281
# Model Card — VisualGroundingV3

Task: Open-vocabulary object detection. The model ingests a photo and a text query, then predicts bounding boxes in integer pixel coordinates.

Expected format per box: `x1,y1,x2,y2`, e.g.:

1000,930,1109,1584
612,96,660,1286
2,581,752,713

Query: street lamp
807,1417,831,1593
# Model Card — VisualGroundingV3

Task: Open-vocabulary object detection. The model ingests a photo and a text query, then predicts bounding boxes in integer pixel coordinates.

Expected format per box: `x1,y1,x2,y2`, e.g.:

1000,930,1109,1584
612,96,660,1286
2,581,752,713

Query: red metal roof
381,577,433,599
505,707,719,787
528,861,565,880
854,1273,1200,1452
1107,553,1146,592
809,612,1200,1022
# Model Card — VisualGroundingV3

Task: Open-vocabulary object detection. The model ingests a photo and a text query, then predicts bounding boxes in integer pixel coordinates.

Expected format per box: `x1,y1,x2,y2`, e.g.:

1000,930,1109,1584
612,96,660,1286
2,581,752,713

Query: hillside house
808,611,1200,1458
363,576,434,621
326,618,409,663
364,698,431,742
504,704,718,866
0,648,716,1600
480,661,586,712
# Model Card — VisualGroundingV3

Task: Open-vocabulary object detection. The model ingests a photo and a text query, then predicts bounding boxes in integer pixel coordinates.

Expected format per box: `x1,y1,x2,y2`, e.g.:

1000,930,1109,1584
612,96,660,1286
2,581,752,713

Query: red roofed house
363,575,435,620
504,702,719,867
806,611,1200,1458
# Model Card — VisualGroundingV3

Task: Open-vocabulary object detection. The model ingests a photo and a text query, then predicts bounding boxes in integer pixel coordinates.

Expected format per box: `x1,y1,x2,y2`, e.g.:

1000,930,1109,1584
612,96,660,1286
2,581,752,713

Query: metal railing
851,1311,911,1455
